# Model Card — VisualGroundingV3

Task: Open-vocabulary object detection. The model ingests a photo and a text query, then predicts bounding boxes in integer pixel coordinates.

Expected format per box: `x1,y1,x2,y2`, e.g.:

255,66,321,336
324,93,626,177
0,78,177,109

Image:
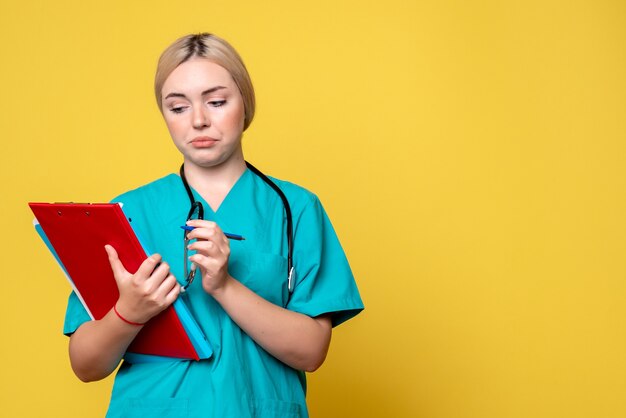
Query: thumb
104,244,129,282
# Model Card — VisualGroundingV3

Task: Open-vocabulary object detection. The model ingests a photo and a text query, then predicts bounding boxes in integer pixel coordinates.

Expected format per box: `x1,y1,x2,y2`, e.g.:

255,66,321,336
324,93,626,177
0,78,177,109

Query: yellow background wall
1,1,625,417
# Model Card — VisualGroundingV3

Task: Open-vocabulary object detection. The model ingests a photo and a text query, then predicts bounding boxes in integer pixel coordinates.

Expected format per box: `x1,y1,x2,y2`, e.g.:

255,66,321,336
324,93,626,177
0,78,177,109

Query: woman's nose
192,107,210,129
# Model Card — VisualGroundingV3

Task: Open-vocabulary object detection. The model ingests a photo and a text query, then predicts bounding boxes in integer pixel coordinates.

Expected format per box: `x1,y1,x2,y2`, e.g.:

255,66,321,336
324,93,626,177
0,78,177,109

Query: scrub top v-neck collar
181,168,253,215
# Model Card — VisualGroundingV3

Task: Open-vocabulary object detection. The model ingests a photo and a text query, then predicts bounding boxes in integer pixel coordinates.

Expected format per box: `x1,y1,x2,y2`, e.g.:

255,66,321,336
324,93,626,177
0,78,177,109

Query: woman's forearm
186,221,333,371
211,276,332,372
68,247,181,382
69,309,143,382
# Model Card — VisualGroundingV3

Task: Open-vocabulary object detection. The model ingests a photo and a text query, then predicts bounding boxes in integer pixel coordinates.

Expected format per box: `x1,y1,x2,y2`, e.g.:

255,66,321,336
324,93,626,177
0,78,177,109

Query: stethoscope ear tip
288,266,296,294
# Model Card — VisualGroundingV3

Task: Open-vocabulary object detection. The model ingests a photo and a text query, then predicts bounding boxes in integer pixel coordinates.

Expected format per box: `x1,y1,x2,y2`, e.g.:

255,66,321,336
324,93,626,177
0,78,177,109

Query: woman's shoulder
261,174,321,211
111,173,180,205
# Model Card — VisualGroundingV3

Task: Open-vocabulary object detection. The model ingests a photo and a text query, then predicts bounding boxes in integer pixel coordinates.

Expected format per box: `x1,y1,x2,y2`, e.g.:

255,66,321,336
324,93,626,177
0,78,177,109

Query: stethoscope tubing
179,162,295,294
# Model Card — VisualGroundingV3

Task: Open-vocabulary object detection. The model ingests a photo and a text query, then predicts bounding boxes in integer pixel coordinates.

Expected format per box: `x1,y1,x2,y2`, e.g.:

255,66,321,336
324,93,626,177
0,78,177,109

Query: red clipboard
29,202,211,361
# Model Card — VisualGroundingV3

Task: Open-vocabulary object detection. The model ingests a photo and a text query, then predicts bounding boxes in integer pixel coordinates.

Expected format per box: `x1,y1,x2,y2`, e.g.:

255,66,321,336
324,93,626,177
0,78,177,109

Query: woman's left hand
185,219,232,294
186,220,331,372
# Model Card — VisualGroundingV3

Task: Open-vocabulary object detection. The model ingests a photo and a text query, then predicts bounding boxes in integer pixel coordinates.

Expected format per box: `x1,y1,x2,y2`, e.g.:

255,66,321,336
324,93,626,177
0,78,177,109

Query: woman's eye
170,106,187,114
209,100,226,107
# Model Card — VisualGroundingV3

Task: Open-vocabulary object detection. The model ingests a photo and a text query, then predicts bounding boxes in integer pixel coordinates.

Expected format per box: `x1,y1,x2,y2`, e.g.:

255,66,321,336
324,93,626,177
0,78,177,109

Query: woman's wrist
113,304,145,326
207,274,236,301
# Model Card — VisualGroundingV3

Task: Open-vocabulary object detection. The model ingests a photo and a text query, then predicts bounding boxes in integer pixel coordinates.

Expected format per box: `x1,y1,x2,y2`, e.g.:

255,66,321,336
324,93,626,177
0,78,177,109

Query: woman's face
161,58,246,169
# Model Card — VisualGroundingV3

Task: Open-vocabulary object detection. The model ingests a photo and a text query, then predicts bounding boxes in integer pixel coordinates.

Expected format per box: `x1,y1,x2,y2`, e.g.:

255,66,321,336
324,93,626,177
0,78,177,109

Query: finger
189,241,231,263
186,222,222,241
154,274,181,302
186,219,217,230
162,280,181,306
188,239,217,254
135,253,163,279
188,253,225,271
186,227,220,242
104,244,129,280
188,253,208,269
145,261,171,286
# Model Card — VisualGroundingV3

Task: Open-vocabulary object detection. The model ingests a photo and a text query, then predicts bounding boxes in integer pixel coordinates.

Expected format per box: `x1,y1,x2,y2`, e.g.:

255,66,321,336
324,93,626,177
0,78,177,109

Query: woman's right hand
69,246,180,382
104,244,181,324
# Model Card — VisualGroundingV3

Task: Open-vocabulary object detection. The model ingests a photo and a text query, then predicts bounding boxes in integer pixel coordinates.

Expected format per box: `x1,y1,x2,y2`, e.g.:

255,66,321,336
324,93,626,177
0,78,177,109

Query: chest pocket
229,250,289,307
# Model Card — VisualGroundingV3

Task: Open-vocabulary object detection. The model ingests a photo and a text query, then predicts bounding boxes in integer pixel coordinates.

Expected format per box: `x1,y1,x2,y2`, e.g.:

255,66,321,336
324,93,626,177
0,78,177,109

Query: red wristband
113,304,145,326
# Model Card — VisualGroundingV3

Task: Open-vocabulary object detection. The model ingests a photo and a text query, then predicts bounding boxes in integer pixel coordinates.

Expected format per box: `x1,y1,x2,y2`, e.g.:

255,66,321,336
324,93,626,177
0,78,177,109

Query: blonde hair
155,33,256,130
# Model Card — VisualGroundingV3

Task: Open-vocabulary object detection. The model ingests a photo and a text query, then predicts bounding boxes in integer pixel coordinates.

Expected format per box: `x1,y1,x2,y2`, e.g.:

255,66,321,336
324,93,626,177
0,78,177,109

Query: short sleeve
286,195,364,327
63,291,92,336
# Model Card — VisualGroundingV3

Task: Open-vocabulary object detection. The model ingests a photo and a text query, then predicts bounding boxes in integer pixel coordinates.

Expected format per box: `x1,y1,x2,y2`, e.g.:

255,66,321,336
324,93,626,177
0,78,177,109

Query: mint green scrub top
63,170,364,418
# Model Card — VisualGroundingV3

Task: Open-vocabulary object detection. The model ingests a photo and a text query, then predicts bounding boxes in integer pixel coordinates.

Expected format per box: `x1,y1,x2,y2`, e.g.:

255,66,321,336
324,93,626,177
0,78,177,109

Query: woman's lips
191,137,218,148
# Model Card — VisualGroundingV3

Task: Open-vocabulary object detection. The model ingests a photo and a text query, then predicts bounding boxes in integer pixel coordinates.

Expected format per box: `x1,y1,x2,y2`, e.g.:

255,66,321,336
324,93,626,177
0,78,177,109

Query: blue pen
180,225,245,241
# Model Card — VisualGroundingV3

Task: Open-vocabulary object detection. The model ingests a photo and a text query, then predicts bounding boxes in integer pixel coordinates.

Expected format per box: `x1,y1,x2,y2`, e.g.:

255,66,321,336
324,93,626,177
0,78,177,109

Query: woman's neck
183,156,247,212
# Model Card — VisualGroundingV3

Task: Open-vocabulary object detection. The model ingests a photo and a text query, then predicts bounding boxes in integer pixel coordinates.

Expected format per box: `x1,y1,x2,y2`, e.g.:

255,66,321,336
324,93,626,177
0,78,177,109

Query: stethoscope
179,162,295,296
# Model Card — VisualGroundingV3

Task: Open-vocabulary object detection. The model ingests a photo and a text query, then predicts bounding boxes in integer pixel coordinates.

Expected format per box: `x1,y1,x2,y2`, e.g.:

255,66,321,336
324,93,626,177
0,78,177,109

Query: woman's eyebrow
164,86,227,100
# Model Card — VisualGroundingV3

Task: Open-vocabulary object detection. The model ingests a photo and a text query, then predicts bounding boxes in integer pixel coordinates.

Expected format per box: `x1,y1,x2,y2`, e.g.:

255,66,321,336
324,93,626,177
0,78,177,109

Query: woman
64,33,363,417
